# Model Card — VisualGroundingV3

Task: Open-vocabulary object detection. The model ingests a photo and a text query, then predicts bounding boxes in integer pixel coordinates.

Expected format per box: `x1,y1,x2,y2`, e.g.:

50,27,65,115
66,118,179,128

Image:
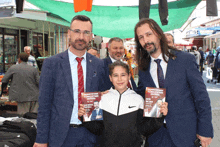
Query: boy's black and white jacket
99,87,143,147
83,88,165,147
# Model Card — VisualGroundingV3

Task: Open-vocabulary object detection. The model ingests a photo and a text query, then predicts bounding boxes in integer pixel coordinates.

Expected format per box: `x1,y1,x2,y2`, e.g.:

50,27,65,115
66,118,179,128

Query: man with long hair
135,18,213,147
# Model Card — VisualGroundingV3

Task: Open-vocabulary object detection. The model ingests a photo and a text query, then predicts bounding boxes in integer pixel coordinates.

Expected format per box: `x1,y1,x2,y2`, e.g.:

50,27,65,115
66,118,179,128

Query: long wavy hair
134,18,176,71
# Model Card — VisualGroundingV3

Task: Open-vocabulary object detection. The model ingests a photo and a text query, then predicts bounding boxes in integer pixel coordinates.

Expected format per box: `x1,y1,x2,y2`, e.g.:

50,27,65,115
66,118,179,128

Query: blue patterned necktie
154,59,165,88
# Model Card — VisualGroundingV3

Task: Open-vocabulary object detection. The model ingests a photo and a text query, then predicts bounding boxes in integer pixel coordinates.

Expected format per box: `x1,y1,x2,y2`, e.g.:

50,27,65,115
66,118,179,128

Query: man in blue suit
102,37,137,91
91,101,103,121
134,18,213,147
33,15,105,147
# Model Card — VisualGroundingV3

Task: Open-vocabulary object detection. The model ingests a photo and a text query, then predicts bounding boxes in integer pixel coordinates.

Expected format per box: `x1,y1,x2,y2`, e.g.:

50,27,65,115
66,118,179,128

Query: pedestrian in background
1,52,39,115
198,47,204,75
24,46,38,68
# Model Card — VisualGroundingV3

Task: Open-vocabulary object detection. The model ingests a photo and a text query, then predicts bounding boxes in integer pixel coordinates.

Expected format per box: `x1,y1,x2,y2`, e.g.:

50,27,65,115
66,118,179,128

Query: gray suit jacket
2,62,39,102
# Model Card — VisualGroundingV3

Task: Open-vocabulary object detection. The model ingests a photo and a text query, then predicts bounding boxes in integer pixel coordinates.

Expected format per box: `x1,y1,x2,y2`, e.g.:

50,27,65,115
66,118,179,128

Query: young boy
79,61,168,147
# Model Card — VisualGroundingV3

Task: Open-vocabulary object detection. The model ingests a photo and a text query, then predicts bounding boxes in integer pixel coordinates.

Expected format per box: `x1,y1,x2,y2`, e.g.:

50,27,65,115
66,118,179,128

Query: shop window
32,33,48,58
4,35,18,71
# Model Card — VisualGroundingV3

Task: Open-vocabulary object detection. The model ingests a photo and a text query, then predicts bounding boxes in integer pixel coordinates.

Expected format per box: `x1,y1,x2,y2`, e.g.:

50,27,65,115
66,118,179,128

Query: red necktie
76,57,84,120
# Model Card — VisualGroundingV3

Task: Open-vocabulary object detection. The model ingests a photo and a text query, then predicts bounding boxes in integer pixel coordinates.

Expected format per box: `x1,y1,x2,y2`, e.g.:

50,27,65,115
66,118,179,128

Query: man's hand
101,90,109,96
33,143,48,147
96,115,102,119
78,104,85,117
160,102,168,116
197,134,212,147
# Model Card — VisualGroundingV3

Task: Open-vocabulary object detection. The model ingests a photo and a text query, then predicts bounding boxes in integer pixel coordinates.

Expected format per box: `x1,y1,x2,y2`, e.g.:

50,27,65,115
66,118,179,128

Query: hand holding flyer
143,87,166,118
81,92,103,122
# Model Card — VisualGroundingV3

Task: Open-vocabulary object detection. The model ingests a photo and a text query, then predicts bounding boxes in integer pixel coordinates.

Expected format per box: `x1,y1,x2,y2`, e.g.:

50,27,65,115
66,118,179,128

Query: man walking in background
1,52,39,115
24,46,38,68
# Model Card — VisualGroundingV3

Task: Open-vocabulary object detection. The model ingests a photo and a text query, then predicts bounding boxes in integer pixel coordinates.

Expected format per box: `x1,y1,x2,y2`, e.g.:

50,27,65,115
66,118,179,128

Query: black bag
23,112,38,119
0,131,32,147
0,120,37,146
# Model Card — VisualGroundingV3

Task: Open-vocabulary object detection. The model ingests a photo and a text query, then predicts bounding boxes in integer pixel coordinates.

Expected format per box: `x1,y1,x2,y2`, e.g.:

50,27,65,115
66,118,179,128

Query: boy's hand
160,102,168,116
78,104,85,117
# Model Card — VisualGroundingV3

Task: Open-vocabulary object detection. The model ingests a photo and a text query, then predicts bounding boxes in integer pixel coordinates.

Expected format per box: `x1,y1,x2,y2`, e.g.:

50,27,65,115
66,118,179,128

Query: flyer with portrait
81,92,103,122
143,87,166,118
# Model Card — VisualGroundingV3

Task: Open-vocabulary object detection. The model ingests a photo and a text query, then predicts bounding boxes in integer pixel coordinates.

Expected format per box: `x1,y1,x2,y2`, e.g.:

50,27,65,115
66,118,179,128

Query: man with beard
102,37,137,91
135,18,213,147
33,15,105,147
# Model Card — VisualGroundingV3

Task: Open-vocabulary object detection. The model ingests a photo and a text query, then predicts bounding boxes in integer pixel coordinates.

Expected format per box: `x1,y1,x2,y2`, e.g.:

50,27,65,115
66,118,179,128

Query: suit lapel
86,53,93,92
60,50,73,103
164,51,178,101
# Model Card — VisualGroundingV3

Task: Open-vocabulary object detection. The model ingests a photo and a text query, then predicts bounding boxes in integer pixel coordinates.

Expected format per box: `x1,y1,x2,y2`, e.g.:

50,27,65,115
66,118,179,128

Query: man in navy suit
102,37,137,91
91,101,103,121
134,18,213,147
33,15,105,147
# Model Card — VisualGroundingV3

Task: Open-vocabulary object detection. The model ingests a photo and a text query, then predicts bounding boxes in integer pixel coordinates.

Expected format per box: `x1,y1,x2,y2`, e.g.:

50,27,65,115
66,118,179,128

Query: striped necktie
76,57,84,120
154,59,165,88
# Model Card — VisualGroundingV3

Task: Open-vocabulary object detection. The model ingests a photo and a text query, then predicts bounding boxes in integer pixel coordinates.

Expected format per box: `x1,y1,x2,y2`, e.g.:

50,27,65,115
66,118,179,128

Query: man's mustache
75,39,86,44
143,42,155,49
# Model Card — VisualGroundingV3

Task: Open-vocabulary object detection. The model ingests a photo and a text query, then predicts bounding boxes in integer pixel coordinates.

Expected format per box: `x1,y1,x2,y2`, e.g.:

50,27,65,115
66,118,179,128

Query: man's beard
114,52,123,60
143,42,157,55
70,39,88,51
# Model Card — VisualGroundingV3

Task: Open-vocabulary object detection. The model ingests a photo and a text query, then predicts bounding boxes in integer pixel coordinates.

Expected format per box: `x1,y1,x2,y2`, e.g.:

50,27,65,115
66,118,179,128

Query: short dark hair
109,61,129,76
70,15,93,28
191,46,196,50
134,18,176,71
18,52,29,62
108,37,123,48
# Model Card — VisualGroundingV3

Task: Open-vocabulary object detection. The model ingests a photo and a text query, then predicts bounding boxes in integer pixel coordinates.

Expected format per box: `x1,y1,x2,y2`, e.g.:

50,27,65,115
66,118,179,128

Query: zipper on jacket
117,94,122,116
116,89,128,116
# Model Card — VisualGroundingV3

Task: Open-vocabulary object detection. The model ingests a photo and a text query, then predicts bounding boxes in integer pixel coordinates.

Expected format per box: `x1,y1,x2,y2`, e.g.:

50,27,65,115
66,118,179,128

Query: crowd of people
1,15,214,147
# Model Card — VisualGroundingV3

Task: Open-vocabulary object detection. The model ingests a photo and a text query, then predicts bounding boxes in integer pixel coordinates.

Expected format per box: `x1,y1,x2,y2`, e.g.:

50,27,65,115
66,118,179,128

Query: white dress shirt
150,54,168,123
150,54,168,88
68,49,87,125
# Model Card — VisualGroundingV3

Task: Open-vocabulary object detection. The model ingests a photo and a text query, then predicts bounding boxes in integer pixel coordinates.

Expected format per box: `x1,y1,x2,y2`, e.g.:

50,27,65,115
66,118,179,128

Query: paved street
202,70,220,147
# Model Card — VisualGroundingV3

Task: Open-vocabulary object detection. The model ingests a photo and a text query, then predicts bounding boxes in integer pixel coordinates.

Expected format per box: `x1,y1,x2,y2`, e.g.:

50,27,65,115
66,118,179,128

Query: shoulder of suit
171,50,195,61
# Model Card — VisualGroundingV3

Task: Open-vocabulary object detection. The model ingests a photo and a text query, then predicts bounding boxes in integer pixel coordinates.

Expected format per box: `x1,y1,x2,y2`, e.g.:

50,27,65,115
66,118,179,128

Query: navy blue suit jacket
102,57,137,91
137,50,213,147
35,50,105,147
91,109,103,121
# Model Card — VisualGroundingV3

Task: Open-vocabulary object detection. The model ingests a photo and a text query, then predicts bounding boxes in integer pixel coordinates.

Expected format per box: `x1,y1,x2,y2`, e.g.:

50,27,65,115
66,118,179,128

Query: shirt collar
150,53,163,62
150,53,168,62
68,49,87,61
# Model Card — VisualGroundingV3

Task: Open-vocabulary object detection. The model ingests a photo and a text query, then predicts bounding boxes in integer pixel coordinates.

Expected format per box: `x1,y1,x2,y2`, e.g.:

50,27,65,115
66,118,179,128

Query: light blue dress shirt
68,49,87,124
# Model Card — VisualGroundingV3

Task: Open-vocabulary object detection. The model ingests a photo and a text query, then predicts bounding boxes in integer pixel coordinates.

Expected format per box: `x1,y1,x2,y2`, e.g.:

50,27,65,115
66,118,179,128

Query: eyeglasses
69,28,92,37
